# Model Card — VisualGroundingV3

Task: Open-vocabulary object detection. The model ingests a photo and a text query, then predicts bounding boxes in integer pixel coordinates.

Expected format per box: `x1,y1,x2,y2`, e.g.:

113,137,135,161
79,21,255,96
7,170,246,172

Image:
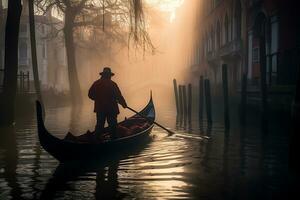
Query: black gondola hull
36,96,155,162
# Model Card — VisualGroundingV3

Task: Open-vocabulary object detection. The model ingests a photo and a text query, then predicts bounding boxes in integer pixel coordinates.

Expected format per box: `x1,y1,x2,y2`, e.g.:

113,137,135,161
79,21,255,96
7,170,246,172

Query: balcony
19,58,30,66
207,51,219,62
204,39,243,64
190,64,201,74
248,0,263,8
219,39,242,59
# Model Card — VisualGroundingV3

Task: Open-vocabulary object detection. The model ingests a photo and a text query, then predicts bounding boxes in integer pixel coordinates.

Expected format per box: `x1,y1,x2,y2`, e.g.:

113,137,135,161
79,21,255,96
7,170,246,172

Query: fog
73,0,200,110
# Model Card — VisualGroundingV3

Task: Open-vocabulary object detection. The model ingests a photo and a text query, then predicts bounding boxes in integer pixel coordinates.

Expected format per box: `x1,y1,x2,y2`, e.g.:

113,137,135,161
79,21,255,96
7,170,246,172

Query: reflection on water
0,98,289,199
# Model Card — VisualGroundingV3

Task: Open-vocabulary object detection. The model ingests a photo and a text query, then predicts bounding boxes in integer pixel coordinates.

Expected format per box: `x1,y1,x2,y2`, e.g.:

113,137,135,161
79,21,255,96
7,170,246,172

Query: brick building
190,0,300,96
246,0,299,86
196,0,246,95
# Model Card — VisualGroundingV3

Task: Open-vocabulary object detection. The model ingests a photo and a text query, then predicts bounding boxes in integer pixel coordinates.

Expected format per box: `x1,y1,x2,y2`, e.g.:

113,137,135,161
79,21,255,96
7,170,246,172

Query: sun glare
146,0,185,23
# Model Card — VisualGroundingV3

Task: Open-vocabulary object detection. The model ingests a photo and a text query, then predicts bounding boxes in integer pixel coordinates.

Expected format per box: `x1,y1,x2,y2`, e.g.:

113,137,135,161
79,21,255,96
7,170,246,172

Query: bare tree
36,0,153,105
0,0,22,126
28,0,44,111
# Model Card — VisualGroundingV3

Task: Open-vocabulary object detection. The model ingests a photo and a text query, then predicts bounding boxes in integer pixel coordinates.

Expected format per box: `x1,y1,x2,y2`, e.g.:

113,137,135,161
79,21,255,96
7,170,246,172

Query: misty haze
0,0,299,199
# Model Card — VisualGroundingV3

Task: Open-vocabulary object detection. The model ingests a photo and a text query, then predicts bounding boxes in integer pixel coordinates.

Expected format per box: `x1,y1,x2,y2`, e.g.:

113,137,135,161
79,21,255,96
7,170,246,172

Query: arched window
216,21,221,48
211,27,215,51
19,41,27,59
234,0,242,39
205,32,209,54
208,31,211,52
224,14,229,44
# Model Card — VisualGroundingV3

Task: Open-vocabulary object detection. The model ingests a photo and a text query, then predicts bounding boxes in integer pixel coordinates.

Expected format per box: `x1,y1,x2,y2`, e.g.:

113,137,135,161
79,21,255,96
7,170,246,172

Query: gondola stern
35,101,53,140
35,101,45,131
146,92,155,120
150,90,152,100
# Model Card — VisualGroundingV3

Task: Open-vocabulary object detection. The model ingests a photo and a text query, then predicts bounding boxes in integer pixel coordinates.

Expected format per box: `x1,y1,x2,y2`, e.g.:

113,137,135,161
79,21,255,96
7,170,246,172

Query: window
19,42,27,59
41,25,45,34
252,47,259,63
42,42,46,59
224,14,229,43
20,24,27,33
212,0,221,9
234,0,242,39
216,21,221,48
211,27,215,51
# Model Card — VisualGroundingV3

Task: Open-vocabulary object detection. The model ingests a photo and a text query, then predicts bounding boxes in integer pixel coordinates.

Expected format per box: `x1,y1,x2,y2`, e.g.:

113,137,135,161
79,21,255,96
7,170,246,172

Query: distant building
188,0,300,96
196,0,246,95
245,0,299,86
0,0,68,92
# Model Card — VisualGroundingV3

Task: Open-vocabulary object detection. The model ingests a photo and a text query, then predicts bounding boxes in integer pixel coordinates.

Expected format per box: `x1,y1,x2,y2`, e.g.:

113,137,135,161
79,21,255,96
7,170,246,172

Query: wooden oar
127,106,175,136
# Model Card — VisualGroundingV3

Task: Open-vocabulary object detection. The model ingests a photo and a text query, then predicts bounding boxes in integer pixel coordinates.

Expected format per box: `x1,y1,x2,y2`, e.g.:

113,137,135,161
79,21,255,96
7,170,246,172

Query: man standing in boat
88,67,127,139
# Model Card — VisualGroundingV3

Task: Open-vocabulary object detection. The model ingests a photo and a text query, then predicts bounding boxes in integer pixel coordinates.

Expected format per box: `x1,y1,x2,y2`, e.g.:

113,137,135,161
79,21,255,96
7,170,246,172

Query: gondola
36,95,155,162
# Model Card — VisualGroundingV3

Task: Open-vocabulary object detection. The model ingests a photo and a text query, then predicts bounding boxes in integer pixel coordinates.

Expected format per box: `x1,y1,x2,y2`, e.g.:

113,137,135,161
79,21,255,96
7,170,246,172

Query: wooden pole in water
204,79,212,124
222,64,230,129
173,79,179,115
240,73,247,124
188,83,192,119
199,75,204,120
183,85,188,117
178,85,183,115
259,36,268,131
291,64,300,175
27,71,30,92
21,71,24,93
16,72,19,93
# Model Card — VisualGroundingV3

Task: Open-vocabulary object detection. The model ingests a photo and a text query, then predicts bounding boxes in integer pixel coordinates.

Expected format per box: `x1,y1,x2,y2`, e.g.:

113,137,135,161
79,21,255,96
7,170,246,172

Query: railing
0,70,31,94
207,51,219,62
206,39,242,62
17,71,30,93
19,58,30,66
219,39,242,58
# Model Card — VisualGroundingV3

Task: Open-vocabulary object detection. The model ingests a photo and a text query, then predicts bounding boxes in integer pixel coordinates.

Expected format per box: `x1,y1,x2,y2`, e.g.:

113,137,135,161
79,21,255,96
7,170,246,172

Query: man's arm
88,82,96,100
113,83,127,108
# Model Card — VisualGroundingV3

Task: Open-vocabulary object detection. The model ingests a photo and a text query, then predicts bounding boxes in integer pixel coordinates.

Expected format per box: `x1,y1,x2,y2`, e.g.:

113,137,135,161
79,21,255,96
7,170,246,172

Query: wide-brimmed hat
100,67,115,76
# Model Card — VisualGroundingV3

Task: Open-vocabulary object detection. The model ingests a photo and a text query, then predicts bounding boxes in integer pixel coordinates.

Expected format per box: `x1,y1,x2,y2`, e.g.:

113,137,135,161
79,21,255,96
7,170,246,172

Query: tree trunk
64,11,82,105
28,0,44,108
259,36,268,131
0,0,22,126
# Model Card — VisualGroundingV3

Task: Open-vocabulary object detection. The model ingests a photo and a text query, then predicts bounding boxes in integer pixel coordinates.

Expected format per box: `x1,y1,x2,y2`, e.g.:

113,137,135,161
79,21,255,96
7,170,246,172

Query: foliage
35,0,154,53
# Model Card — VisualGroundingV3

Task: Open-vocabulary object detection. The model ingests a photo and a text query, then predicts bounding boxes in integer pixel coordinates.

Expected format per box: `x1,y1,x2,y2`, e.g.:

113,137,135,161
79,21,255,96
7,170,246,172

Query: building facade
0,0,68,92
189,0,300,96
198,0,246,95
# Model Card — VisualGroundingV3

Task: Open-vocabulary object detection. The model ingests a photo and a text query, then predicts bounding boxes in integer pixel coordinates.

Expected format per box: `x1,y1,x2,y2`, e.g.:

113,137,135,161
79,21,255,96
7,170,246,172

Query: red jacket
88,78,126,114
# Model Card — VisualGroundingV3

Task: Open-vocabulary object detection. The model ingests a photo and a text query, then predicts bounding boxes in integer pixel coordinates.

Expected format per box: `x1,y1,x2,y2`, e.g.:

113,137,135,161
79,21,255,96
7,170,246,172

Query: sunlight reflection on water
0,94,289,199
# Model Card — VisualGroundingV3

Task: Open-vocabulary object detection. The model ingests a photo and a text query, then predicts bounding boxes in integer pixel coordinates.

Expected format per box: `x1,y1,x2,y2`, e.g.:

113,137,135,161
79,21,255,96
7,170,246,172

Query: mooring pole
173,79,179,115
204,79,212,125
222,64,230,129
178,85,183,115
188,83,192,120
21,71,24,93
183,85,188,117
27,71,30,92
291,64,300,175
199,75,204,120
259,36,268,132
240,73,247,124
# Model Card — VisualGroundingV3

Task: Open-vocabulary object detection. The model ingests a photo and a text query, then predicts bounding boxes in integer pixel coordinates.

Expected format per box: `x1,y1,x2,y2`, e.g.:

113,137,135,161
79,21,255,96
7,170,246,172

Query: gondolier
35,95,155,161
88,67,127,139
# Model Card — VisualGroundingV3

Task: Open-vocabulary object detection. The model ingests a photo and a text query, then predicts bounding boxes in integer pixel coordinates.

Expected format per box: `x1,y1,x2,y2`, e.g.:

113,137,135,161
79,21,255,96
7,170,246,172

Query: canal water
0,92,289,199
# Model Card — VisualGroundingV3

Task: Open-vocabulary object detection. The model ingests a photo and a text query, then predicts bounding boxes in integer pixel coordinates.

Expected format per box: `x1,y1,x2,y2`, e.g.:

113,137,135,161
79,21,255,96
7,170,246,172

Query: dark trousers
95,112,117,138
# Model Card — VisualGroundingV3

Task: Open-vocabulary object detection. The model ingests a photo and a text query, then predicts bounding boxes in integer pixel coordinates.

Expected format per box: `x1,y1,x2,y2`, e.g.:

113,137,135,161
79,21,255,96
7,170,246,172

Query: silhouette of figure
88,67,127,139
